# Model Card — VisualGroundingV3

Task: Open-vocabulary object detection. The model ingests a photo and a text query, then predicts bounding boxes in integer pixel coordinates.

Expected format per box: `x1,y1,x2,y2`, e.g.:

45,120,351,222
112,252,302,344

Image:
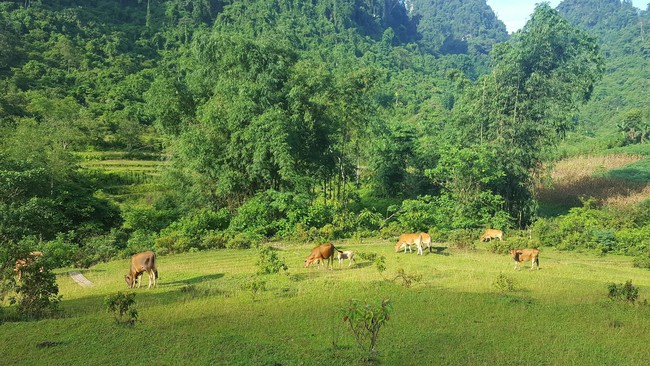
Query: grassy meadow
2,241,650,365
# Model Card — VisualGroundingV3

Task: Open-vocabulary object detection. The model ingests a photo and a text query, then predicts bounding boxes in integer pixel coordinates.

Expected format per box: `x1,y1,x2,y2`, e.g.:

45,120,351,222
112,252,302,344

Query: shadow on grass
160,273,225,286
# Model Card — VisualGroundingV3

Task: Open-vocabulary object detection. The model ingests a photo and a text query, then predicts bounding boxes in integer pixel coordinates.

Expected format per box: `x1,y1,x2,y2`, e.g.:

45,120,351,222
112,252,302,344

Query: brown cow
480,229,503,242
304,243,340,269
395,233,429,255
511,248,540,271
125,251,158,289
14,251,44,281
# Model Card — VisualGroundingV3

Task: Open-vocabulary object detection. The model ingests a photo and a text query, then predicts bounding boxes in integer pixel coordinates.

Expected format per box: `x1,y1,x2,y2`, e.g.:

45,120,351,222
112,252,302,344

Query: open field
2,240,650,365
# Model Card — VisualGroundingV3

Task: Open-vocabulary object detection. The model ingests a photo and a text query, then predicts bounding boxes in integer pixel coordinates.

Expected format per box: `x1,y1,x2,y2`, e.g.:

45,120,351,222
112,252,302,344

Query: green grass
2,241,650,365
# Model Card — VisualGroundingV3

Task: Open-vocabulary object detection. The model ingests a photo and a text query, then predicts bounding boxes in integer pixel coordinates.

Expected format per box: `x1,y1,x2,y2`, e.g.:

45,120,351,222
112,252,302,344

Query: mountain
556,0,649,149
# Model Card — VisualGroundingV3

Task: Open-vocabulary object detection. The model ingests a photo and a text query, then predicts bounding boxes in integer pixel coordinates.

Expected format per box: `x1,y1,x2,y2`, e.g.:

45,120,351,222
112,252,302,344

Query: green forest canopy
0,0,648,269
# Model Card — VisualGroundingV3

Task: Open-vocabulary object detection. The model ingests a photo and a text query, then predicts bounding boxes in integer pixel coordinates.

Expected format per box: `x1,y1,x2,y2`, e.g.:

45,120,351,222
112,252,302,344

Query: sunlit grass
2,241,649,365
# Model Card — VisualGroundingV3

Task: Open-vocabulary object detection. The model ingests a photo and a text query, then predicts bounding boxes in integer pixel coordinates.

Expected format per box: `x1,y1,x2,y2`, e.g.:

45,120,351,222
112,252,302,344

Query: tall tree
450,3,604,226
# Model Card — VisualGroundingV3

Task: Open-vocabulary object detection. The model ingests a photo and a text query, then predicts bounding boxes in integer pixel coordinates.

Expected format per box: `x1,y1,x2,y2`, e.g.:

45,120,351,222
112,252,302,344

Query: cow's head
304,258,314,268
510,249,520,261
125,274,134,288
394,242,404,252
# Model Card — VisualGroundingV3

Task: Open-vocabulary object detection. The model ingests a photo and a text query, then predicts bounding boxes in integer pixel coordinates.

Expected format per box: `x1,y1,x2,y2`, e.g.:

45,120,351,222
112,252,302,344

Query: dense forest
1,0,649,282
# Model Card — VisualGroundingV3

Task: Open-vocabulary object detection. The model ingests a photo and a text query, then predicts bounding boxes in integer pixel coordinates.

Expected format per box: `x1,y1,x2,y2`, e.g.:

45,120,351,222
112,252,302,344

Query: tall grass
2,242,649,365
537,153,650,208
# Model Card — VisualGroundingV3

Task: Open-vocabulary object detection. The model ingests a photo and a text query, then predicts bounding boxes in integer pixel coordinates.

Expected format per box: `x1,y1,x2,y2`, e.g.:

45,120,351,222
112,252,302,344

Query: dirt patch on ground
69,271,94,287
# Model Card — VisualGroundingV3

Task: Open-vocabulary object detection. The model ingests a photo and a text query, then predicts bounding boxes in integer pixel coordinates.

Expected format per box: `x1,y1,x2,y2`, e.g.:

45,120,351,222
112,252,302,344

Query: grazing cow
395,233,427,255
14,251,44,281
511,248,540,271
125,251,158,289
337,251,356,267
480,228,503,242
419,232,433,253
304,243,340,269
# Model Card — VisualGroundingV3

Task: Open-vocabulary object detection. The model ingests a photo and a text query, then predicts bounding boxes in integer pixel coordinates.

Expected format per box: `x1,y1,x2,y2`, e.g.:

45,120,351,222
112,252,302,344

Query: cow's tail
535,255,539,269
152,253,159,280
333,243,342,253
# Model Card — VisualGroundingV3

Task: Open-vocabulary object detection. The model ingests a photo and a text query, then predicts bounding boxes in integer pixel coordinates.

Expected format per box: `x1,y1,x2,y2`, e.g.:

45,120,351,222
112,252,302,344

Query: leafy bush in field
10,255,61,320
493,273,517,293
256,245,288,275
201,231,228,250
447,229,476,249
633,253,650,269
591,228,616,254
608,280,639,304
104,292,138,325
616,226,650,255
392,268,422,288
226,233,255,249
341,298,392,358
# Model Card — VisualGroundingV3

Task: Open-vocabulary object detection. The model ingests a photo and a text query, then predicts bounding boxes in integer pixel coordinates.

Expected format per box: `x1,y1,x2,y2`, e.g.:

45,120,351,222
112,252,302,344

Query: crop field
2,241,649,365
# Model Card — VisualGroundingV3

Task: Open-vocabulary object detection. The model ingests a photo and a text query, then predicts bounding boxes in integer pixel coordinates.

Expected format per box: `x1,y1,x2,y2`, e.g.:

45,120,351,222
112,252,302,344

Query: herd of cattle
302,228,540,271
11,229,540,290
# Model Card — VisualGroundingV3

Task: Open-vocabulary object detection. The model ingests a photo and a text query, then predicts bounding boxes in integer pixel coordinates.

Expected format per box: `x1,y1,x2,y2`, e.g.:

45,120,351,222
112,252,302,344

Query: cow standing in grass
125,251,158,289
511,248,540,270
304,243,340,269
337,251,356,267
480,229,503,242
395,233,429,255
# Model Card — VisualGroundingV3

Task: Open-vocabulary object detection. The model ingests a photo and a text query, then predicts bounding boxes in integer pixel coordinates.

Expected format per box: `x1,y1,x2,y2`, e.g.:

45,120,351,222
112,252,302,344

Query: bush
226,233,254,249
608,280,639,304
104,292,138,325
201,231,228,250
633,253,650,269
74,234,121,268
493,273,517,293
10,259,61,320
341,298,392,358
256,245,288,275
447,229,476,250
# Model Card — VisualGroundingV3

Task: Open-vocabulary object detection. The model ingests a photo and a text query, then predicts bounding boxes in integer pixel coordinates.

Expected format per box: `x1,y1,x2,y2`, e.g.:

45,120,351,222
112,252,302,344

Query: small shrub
256,245,288,275
241,278,267,299
448,229,476,250
392,268,422,288
493,273,517,293
375,255,387,275
356,252,377,262
633,254,650,269
104,292,138,325
226,233,253,249
608,280,639,304
341,298,392,358
201,231,227,250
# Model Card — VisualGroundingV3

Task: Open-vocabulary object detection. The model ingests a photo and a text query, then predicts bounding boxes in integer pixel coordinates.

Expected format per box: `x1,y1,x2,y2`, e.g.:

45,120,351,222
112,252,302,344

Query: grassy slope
2,241,649,365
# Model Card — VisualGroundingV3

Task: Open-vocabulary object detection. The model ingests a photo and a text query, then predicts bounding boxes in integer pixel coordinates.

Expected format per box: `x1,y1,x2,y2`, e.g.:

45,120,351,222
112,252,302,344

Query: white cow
337,251,356,267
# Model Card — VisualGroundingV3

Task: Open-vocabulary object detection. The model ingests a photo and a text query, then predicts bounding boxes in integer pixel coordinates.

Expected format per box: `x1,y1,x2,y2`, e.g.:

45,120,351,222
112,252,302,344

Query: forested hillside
557,0,650,151
1,0,649,289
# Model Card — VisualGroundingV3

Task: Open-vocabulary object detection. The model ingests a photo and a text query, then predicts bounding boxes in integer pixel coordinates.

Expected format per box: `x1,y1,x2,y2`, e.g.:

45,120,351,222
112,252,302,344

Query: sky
487,0,649,33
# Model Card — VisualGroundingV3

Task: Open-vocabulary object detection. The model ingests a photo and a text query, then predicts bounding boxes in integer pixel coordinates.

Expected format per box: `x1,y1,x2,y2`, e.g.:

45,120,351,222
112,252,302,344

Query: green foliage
241,277,267,298
256,245,288,275
10,258,61,320
341,298,392,358
374,255,387,275
493,273,517,293
392,268,422,288
447,229,476,250
607,280,639,304
104,292,138,326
